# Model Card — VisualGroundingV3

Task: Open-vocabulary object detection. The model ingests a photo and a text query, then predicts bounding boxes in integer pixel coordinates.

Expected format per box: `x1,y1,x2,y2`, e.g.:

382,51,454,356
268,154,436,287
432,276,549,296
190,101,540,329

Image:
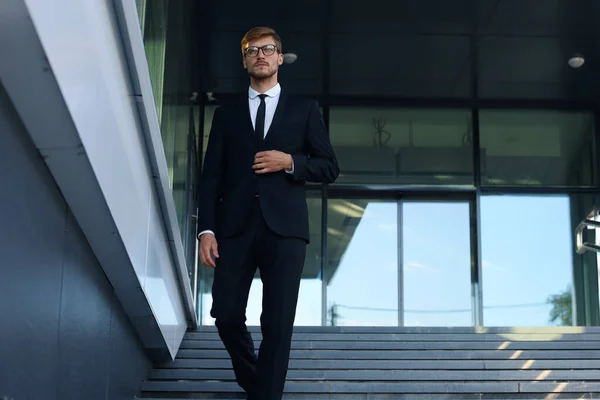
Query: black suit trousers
210,197,306,400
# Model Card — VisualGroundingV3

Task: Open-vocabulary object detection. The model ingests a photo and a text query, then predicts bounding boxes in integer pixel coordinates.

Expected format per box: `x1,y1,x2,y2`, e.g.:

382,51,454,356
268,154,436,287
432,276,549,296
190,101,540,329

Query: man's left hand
253,150,292,174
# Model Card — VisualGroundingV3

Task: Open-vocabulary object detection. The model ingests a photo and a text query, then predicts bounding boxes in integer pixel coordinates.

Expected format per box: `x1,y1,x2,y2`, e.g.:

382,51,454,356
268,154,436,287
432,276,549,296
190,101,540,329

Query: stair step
191,326,600,334
185,332,600,342
140,396,592,400
140,380,600,394
158,358,600,370
180,339,600,350
176,348,600,360
147,368,600,381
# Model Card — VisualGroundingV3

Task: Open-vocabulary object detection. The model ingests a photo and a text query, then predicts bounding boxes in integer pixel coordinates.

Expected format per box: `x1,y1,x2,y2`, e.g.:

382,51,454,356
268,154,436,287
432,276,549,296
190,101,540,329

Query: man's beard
249,65,277,80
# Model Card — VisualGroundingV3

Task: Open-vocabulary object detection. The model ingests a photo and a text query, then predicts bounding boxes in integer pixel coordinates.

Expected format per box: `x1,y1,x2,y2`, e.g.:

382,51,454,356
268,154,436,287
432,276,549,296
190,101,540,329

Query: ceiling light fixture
283,52,298,64
568,53,585,68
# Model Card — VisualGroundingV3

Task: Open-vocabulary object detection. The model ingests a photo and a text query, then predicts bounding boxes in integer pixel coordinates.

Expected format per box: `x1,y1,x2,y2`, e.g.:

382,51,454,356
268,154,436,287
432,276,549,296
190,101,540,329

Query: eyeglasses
245,44,278,58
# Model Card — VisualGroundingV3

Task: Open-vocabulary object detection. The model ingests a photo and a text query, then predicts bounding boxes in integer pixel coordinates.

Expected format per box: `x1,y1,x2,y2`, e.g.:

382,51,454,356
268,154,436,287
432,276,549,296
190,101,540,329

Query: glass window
203,105,215,158
480,195,580,326
159,0,198,279
326,199,399,326
325,197,473,327
196,105,225,323
139,0,199,288
197,263,215,325
402,201,472,326
141,0,168,122
479,110,595,186
573,194,600,326
329,107,474,186
298,192,324,325
136,0,147,30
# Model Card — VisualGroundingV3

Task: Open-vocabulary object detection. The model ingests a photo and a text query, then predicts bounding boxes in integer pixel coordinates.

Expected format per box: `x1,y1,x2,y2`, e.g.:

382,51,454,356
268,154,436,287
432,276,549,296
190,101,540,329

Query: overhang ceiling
198,0,600,102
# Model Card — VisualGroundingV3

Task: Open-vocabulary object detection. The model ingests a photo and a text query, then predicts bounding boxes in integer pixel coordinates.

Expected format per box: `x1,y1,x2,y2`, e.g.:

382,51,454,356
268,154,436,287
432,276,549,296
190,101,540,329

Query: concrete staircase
140,326,600,399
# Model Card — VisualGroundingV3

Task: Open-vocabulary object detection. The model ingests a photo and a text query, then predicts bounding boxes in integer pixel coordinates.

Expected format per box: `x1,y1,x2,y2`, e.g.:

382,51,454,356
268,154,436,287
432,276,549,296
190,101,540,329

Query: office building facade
3,0,600,398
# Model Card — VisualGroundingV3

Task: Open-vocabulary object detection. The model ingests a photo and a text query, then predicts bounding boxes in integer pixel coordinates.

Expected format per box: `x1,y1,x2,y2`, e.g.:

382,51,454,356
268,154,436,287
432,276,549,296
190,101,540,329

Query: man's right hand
199,233,219,268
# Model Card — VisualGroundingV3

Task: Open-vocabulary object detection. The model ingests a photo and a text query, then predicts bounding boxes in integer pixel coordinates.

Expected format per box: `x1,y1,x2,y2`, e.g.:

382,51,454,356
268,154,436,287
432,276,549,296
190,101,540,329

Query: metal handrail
576,207,600,254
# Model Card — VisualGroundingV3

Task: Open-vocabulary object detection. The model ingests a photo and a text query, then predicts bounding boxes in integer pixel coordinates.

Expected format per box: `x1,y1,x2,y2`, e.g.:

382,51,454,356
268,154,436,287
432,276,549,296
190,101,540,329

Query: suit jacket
197,90,339,243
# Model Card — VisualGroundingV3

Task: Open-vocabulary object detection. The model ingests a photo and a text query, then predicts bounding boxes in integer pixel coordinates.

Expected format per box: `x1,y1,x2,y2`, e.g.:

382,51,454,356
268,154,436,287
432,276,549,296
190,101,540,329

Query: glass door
325,193,473,326
401,201,472,326
325,199,400,326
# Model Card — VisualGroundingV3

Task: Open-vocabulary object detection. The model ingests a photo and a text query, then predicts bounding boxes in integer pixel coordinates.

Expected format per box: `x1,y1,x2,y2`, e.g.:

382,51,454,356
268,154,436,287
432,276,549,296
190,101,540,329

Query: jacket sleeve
290,100,339,183
197,106,225,234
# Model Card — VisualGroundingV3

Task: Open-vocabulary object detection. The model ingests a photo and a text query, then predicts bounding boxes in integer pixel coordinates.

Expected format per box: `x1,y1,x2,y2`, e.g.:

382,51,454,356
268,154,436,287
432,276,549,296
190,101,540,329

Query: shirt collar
248,83,281,99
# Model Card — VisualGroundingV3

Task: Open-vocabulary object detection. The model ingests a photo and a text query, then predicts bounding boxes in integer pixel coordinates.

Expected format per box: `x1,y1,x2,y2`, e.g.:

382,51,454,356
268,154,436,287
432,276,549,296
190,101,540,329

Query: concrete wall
0,84,151,399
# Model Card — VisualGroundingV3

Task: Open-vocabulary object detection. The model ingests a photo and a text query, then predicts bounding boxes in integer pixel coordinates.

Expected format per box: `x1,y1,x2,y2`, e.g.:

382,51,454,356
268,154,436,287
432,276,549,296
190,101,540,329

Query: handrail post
576,207,600,254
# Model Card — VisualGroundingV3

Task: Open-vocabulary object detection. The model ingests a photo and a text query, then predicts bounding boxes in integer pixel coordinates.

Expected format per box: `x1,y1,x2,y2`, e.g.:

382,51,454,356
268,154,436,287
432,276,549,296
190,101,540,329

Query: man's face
243,36,284,80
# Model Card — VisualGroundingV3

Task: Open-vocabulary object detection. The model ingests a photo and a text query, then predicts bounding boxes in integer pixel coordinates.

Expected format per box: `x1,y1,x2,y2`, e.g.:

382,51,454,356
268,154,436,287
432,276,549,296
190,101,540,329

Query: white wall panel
0,0,194,359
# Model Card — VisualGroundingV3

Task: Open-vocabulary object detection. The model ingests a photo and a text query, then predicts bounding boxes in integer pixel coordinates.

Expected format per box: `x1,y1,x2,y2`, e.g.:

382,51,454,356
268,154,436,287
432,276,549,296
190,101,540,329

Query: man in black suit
197,27,339,400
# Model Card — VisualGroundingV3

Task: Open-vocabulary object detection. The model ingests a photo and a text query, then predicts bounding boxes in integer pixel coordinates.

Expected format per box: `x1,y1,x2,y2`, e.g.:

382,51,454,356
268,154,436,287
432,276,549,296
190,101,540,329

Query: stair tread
179,340,600,350
158,358,600,369
176,348,600,360
147,368,600,381
140,396,592,400
190,326,600,334
141,380,600,393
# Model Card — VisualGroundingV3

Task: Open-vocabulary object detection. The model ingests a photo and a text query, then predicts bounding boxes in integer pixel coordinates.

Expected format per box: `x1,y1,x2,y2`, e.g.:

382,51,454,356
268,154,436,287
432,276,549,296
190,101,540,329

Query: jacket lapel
238,95,255,148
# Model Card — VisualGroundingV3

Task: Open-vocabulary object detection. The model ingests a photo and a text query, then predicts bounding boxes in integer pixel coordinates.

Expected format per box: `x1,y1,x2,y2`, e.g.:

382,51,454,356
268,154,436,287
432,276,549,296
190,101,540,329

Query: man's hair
241,27,282,56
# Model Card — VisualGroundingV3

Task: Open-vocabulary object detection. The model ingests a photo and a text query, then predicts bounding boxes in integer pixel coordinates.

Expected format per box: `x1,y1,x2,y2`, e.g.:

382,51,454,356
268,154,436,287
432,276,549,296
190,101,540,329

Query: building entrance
324,192,474,326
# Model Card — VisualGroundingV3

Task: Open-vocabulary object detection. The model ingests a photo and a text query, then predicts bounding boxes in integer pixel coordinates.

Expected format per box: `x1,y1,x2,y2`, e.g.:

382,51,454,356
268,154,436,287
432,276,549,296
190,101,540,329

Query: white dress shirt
198,84,292,239
249,83,281,136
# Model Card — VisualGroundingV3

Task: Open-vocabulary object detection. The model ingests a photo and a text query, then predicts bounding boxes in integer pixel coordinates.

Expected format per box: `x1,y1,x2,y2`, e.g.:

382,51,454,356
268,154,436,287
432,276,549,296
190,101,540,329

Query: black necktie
255,94,266,147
